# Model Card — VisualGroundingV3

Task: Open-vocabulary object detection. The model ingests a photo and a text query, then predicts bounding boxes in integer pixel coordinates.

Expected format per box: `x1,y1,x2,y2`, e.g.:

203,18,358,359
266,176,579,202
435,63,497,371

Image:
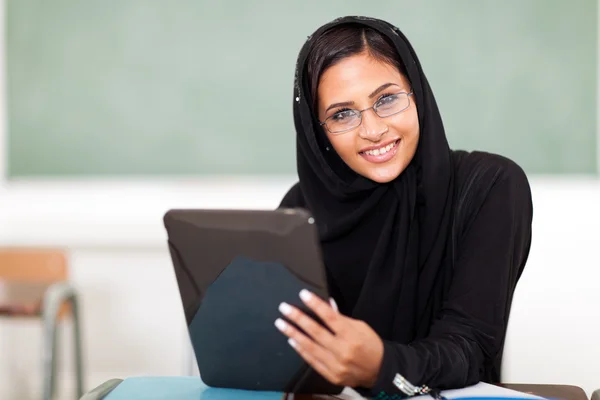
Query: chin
363,165,405,183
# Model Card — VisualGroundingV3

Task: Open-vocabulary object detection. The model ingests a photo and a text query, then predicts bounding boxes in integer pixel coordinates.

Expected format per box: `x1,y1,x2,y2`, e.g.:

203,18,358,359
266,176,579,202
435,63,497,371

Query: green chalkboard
7,0,597,177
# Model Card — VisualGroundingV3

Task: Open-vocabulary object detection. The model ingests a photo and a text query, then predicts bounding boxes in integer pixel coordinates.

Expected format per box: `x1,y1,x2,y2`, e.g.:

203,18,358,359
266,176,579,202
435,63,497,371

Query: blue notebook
104,377,285,400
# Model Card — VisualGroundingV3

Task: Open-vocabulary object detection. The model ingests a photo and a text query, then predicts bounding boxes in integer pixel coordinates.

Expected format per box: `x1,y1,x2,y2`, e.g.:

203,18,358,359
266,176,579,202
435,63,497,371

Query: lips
359,139,400,164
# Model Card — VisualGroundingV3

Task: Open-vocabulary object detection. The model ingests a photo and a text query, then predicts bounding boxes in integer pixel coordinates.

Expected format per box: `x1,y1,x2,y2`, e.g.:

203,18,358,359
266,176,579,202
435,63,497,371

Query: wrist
362,336,385,388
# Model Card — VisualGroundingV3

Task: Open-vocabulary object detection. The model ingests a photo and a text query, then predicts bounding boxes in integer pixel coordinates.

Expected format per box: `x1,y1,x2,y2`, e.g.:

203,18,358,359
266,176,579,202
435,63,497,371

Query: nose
358,108,388,141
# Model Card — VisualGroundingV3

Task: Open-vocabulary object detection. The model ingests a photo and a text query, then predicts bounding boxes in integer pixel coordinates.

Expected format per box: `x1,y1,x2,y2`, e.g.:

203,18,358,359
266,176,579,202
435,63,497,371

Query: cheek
326,133,356,158
402,122,419,158
390,107,419,137
403,120,420,147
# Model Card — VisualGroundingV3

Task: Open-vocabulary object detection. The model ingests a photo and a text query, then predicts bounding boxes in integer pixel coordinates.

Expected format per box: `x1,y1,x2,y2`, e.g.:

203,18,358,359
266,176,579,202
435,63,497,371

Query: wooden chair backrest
0,249,68,282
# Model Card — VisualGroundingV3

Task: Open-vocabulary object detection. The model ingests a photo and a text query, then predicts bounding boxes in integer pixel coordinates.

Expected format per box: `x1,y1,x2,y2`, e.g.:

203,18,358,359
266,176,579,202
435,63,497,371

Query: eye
331,109,356,121
375,93,399,108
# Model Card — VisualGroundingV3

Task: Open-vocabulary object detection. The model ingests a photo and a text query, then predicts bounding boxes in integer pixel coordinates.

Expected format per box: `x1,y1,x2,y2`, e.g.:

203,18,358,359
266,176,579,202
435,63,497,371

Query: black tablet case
163,208,343,395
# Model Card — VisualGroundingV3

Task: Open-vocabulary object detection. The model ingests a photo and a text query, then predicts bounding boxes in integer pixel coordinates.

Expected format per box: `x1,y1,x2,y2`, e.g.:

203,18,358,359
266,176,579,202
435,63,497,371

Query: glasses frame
320,90,414,135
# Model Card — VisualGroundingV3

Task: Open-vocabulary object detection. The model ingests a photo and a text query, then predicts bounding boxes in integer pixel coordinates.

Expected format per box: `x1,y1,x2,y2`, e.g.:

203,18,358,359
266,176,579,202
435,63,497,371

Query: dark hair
306,23,408,114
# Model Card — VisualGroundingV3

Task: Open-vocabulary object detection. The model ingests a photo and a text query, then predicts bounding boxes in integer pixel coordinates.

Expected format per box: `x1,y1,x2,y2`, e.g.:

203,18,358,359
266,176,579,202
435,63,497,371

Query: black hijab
292,16,454,343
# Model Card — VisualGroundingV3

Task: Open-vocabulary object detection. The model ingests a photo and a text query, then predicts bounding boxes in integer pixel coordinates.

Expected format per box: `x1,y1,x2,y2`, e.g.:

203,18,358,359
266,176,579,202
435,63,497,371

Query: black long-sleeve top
279,150,533,396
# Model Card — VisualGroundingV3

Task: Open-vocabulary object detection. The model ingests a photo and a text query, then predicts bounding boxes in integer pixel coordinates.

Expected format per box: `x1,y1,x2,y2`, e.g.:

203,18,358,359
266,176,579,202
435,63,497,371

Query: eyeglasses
320,90,414,135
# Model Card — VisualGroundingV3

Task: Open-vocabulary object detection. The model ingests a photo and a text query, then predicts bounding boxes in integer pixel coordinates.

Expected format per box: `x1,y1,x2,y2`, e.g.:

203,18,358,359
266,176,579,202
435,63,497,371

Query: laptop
163,208,343,395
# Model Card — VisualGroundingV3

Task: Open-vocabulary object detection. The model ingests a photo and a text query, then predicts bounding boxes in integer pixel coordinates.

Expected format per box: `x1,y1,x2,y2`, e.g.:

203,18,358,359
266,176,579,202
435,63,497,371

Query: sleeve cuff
358,340,403,397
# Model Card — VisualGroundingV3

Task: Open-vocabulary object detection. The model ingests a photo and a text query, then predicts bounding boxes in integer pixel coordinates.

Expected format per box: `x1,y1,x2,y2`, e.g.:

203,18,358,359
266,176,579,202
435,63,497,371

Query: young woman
275,16,533,397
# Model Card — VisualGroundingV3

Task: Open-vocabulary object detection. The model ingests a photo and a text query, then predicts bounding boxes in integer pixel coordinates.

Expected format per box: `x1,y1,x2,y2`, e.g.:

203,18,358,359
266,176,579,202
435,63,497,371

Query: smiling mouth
359,139,400,163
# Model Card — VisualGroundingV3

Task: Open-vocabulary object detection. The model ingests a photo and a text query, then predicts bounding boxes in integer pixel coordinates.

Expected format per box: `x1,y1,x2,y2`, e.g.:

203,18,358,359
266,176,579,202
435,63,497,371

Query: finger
275,319,343,386
275,317,336,367
329,297,339,313
278,302,337,349
299,289,342,331
287,337,345,387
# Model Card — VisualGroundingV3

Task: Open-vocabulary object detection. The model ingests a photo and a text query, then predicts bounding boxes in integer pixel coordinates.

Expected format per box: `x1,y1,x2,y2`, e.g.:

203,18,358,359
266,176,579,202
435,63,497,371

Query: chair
79,379,122,400
0,248,84,400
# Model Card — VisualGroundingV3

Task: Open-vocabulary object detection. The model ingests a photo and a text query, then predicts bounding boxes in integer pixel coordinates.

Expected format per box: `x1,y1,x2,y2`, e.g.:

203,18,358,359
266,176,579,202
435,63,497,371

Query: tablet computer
163,208,343,395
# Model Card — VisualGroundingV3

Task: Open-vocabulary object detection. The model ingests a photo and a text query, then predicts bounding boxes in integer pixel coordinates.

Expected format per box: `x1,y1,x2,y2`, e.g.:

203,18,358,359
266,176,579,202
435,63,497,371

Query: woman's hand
275,289,384,388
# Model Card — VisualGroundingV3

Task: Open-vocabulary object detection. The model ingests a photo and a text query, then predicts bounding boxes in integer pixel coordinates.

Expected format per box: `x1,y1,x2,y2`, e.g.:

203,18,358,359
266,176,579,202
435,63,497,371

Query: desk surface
285,384,589,400
84,378,589,400
499,384,588,400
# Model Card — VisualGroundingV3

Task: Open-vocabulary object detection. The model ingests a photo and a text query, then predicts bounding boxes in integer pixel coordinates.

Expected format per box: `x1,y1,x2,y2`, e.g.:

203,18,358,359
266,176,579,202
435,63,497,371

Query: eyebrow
324,83,401,113
325,101,354,113
368,82,398,98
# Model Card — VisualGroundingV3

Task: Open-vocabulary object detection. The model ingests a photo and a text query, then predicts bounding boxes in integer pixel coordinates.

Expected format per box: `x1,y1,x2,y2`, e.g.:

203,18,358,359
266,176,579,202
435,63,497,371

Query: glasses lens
374,93,409,117
326,110,361,133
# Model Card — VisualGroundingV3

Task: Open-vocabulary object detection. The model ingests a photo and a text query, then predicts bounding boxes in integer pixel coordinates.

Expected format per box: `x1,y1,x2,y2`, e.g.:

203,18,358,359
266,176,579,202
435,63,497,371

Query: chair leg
41,282,85,400
71,293,84,398
42,295,59,400
186,335,194,376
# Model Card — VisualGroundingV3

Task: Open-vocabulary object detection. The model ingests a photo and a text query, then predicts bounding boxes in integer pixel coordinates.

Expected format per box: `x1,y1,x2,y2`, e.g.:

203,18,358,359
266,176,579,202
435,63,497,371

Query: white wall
0,179,297,399
0,178,600,400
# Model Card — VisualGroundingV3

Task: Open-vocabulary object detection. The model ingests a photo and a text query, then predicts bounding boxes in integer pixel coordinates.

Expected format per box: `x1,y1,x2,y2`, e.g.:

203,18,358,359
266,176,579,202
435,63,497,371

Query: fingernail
288,338,298,348
274,318,287,332
299,289,313,302
329,298,339,312
279,302,292,315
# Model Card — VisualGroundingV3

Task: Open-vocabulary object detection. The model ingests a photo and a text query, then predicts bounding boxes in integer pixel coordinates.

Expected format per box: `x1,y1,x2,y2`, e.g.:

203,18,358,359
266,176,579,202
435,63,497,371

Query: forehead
318,53,407,97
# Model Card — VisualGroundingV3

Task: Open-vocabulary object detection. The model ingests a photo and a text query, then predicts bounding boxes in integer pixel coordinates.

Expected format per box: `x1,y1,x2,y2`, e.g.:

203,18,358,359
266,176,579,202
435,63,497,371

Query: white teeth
364,141,397,156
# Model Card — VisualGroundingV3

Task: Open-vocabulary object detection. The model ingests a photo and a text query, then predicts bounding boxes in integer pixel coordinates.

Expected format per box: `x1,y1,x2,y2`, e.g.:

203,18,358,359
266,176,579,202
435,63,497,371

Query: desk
285,384,588,400
80,378,590,400
499,384,588,400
